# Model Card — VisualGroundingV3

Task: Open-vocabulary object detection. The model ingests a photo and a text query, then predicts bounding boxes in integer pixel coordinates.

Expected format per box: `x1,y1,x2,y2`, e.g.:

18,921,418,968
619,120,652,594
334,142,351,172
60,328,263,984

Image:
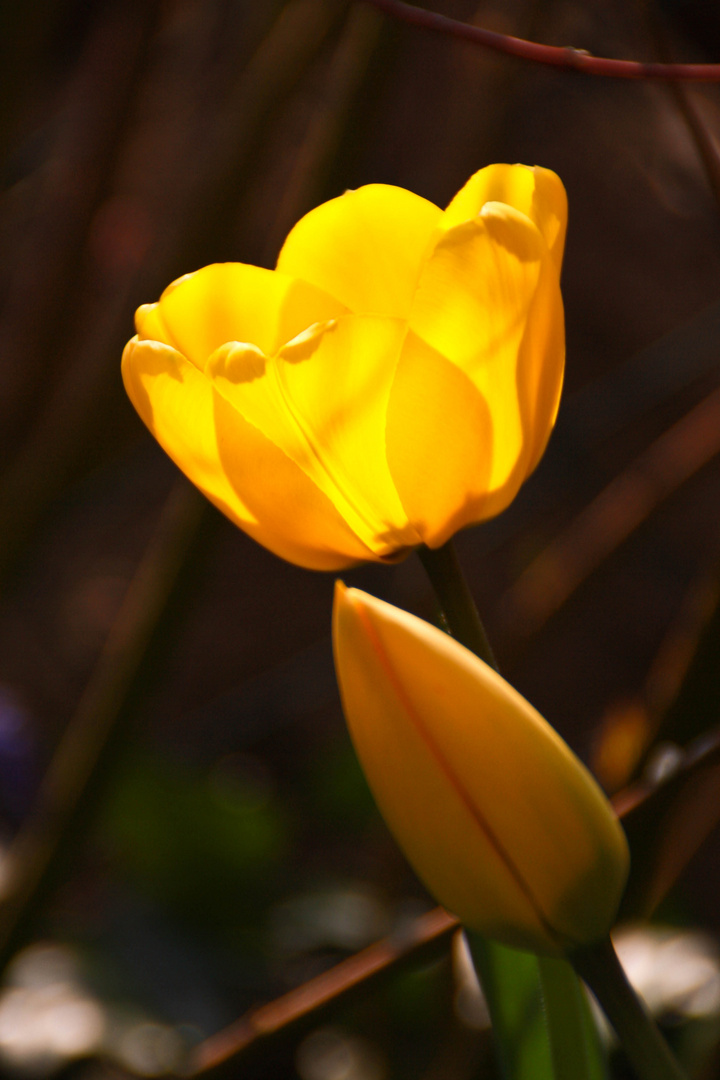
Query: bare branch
190,908,460,1074
362,0,720,81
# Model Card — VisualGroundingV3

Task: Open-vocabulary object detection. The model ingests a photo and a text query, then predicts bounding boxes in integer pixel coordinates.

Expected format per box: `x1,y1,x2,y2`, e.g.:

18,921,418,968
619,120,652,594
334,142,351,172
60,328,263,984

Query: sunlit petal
514,240,565,482
441,163,567,276
385,331,494,548
122,336,254,526
207,317,420,557
212,393,376,569
410,202,563,516
152,263,347,369
135,302,173,345
123,165,567,568
122,337,371,569
276,185,442,316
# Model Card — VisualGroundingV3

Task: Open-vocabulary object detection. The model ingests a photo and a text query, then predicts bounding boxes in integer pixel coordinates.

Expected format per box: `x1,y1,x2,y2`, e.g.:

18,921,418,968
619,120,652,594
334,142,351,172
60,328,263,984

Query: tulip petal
385,331,494,547
441,164,567,277
135,302,174,345
211,394,376,569
122,337,251,524
409,203,564,518
207,316,420,558
138,263,347,370
334,585,558,952
333,585,629,954
516,239,566,480
122,336,374,569
276,185,442,317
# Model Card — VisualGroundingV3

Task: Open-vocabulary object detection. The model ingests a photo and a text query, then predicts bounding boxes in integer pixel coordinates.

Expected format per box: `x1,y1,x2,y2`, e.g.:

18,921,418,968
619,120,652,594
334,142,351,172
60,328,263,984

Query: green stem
418,540,498,670
569,938,688,1080
420,540,608,1080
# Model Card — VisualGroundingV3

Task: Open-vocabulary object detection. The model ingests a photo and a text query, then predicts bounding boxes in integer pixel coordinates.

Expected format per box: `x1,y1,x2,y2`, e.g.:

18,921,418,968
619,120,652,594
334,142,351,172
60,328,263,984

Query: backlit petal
276,185,442,317
122,336,372,570
135,302,173,345
152,263,346,369
441,163,567,276
123,165,568,568
410,203,564,517
212,393,376,569
515,239,566,481
385,331,494,548
333,586,630,954
122,336,253,526
207,316,420,557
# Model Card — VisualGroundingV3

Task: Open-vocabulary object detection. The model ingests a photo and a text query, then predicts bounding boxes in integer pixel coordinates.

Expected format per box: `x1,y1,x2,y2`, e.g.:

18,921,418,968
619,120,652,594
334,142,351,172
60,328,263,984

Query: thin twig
0,0,160,455
501,383,720,640
361,0,720,81
188,746,705,1075
0,481,206,969
0,0,347,588
647,9,720,212
261,3,383,262
190,908,460,1074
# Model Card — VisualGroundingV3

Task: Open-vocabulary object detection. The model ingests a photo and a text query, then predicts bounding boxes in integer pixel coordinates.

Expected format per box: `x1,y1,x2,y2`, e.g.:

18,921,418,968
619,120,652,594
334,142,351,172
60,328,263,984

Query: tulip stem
418,541,499,671
569,937,688,1080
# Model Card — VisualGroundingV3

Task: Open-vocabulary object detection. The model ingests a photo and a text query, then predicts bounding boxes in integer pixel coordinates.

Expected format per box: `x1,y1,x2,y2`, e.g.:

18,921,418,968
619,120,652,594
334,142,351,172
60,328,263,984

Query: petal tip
334,578,348,603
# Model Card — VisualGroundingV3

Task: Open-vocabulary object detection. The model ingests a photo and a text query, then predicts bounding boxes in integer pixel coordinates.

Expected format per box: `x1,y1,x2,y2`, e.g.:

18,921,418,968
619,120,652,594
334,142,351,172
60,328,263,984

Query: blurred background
2,0,720,1076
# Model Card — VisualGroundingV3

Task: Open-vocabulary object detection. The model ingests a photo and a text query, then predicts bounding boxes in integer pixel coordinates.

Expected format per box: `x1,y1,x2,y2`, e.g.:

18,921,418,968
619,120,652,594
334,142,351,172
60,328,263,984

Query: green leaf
538,955,606,1080
467,933,606,1080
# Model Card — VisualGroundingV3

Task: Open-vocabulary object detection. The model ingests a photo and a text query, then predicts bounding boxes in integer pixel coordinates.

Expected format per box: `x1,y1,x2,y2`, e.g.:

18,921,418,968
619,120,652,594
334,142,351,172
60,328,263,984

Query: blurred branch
179,0,351,268
261,2,384,261
616,727,720,918
0,0,160,454
190,907,460,1075
647,7,720,212
501,383,720,640
0,480,207,969
428,0,548,196
0,0,369,967
655,570,720,748
667,84,720,212
361,0,720,80
593,556,720,791
189,747,720,1076
0,0,347,588
0,0,373,984
453,299,720,593
0,0,69,165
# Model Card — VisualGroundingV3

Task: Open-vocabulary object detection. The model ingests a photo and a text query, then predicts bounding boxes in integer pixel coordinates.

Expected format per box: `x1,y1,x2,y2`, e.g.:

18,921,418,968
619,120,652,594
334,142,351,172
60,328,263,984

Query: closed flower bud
122,164,566,570
332,583,629,956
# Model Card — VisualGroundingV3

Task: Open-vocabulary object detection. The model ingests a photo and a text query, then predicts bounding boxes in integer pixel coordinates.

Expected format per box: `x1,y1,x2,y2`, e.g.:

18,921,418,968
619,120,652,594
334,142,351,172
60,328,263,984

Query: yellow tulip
122,164,566,570
333,583,629,955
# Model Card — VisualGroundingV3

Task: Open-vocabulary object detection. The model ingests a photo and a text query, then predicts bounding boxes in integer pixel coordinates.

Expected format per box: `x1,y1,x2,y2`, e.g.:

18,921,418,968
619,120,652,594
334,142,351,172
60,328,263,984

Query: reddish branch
189,732,720,1074
190,907,460,1074
362,0,720,81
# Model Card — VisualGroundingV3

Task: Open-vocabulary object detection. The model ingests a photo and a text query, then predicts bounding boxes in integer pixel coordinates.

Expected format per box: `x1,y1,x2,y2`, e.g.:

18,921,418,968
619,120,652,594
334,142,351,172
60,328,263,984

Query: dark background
1,0,720,1076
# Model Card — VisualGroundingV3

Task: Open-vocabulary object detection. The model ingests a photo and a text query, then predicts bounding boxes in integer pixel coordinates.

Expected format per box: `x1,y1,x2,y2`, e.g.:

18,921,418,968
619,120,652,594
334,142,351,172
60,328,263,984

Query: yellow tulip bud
332,583,629,956
123,164,566,570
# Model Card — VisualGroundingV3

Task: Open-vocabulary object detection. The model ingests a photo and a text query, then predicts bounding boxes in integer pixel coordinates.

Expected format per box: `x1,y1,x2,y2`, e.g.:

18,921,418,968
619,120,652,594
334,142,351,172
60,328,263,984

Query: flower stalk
418,540,497,670
420,544,687,1080
570,937,688,1080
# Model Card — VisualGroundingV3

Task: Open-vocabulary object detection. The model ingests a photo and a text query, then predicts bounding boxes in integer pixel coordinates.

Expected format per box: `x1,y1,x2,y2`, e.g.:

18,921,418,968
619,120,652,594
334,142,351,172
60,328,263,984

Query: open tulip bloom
122,164,566,570
333,582,629,957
